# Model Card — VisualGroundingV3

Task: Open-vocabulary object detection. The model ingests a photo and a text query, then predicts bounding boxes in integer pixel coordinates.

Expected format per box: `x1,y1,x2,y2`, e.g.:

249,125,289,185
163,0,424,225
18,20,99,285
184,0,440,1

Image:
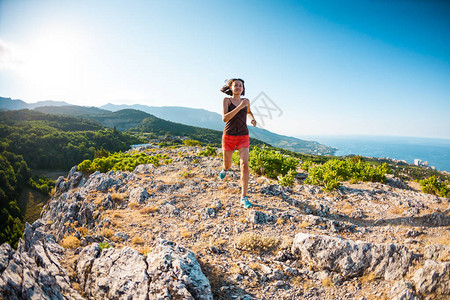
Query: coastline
299,135,450,172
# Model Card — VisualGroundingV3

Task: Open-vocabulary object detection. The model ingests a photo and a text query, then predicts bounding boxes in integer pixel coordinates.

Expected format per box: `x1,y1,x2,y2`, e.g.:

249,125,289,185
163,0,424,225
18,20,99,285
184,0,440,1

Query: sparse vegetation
305,158,391,191
140,206,159,214
27,175,55,195
78,152,169,173
235,232,280,253
278,169,296,187
199,146,217,157
180,171,192,178
98,242,112,251
131,235,145,245
419,175,450,198
60,235,81,249
184,139,202,146
249,146,299,179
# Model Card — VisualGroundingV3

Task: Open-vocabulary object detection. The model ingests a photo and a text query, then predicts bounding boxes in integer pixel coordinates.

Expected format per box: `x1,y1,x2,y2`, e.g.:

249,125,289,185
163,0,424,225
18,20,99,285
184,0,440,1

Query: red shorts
222,134,250,151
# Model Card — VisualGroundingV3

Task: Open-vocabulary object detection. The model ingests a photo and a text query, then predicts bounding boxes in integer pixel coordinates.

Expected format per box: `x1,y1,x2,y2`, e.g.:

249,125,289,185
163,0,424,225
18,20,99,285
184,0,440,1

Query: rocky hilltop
0,146,449,299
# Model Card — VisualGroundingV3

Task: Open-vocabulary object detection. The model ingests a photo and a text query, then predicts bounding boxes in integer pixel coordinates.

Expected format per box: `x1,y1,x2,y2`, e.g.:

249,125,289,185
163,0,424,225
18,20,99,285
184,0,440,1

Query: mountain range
0,96,336,155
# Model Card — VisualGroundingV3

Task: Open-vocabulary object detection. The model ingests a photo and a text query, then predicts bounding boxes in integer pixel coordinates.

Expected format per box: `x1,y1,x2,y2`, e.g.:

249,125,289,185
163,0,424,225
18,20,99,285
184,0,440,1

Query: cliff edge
0,146,449,299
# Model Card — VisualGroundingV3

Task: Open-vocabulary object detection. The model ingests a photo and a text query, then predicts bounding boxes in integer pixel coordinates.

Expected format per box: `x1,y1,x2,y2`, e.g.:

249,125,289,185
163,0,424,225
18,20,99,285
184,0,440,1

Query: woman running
219,78,257,208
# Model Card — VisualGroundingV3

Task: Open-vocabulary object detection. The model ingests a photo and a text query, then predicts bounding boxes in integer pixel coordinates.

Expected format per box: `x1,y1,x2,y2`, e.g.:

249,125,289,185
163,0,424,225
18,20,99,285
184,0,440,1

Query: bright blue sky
1,0,449,139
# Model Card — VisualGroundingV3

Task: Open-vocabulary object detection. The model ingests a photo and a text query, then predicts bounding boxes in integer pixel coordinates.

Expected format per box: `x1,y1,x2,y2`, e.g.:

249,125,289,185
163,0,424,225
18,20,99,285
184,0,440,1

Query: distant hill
34,105,109,117
101,103,223,131
1,97,336,155
34,106,148,131
0,109,141,170
34,106,167,132
0,97,71,110
32,105,266,147
101,103,336,155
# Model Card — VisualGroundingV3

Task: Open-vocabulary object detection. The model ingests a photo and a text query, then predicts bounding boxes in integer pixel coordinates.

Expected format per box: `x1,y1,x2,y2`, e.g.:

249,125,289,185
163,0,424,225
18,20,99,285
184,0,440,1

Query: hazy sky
1,0,449,139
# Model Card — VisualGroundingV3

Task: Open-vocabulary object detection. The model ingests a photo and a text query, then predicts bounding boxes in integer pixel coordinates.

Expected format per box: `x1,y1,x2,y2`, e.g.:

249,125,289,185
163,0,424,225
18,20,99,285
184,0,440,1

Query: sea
299,135,450,172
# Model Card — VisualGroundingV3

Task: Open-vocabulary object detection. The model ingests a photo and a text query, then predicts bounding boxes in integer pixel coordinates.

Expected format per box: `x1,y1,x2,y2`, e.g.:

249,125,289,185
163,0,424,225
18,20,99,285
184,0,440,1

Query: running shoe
219,169,227,179
240,196,252,208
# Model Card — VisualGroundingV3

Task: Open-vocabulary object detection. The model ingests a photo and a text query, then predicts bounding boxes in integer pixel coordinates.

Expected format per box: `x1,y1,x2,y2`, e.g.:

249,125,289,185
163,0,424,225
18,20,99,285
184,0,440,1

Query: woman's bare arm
222,98,249,122
247,100,257,127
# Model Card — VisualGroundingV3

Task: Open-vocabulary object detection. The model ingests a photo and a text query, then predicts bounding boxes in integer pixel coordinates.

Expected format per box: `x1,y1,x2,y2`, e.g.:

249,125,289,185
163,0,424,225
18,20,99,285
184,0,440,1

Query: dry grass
280,236,293,250
111,192,128,202
76,226,88,237
139,245,152,255
139,206,159,214
339,202,355,215
60,236,81,249
427,233,450,247
388,206,406,215
179,228,192,239
321,277,333,287
131,236,145,245
112,212,123,218
128,202,140,209
235,232,280,253
359,271,378,284
276,218,286,225
99,228,114,239
298,220,311,229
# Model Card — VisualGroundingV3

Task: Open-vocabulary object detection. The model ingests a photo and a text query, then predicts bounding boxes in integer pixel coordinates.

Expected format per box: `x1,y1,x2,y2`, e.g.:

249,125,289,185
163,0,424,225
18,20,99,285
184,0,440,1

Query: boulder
0,222,83,300
129,186,150,204
413,259,450,296
77,245,150,299
247,210,267,224
389,280,418,300
147,240,212,299
424,244,450,262
291,233,415,280
77,239,213,299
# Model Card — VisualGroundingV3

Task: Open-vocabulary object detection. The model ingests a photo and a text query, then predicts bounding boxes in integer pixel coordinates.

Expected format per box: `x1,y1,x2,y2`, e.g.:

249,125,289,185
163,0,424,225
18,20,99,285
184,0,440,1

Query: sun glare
17,27,90,96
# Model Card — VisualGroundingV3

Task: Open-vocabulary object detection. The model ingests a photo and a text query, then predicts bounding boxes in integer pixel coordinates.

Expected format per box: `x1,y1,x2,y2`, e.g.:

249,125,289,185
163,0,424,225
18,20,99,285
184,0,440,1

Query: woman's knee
240,161,249,173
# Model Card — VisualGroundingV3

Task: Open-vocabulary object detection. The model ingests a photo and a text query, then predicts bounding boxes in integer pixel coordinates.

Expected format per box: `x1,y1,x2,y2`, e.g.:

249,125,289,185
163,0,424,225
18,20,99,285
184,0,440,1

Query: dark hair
220,78,245,96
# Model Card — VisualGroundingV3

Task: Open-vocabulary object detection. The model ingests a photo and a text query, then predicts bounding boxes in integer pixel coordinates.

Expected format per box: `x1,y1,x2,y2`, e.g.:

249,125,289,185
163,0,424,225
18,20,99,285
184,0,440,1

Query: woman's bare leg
223,150,233,171
238,147,249,197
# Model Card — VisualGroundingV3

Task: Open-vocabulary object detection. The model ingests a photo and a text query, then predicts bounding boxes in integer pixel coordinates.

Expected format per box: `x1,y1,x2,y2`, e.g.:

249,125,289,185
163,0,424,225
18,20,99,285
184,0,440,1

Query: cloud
0,39,24,70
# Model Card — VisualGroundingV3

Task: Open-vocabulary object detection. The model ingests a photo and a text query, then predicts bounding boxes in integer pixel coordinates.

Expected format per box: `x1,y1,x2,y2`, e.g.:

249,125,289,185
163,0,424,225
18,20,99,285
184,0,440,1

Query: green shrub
305,159,391,191
300,160,314,171
94,146,110,159
278,169,296,187
180,171,192,178
184,139,201,146
419,176,450,198
98,242,112,252
199,146,217,157
28,175,55,195
78,152,163,173
249,146,298,179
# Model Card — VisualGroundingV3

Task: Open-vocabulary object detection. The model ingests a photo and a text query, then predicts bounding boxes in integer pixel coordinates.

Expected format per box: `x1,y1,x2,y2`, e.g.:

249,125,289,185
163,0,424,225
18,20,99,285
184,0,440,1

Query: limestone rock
147,240,212,299
76,239,212,299
389,280,418,300
247,210,267,224
0,221,83,300
77,245,150,299
413,259,450,296
291,233,415,280
129,186,150,204
424,244,450,262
